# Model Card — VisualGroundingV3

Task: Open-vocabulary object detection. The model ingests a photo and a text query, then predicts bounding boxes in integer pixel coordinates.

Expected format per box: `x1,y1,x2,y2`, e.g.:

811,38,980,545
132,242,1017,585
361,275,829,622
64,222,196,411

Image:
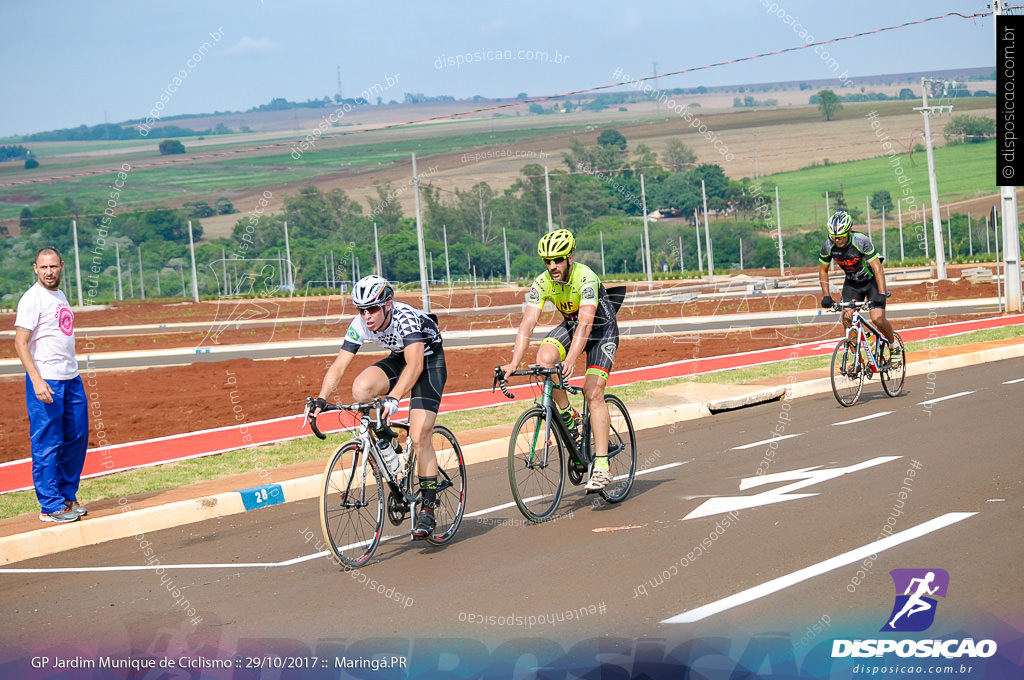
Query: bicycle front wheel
424,425,467,546
881,332,906,397
508,407,565,522
596,394,637,503
830,339,864,407
320,441,384,568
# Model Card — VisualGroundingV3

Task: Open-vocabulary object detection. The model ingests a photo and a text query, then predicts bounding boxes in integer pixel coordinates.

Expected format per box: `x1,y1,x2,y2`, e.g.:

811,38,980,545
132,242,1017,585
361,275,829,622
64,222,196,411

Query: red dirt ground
0,276,1003,464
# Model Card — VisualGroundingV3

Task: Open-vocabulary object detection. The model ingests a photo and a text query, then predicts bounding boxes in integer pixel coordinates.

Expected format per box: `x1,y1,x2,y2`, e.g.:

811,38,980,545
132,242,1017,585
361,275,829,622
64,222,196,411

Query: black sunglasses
543,256,567,265
358,304,384,315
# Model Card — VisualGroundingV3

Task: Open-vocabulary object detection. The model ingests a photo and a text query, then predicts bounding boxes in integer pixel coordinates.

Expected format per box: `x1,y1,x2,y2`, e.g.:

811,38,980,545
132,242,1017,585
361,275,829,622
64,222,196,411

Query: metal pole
679,235,684,273
503,227,511,281
702,179,713,276
411,153,430,312
898,198,904,261
693,207,703,274
866,196,872,240
739,237,744,270
115,243,124,300
127,263,133,298
374,222,382,275
72,220,83,306
187,221,200,302
179,263,185,297
443,224,451,285
919,78,947,279
641,174,653,288
996,208,1003,312
881,205,886,261
923,204,930,259
775,186,784,276
825,191,830,217
138,246,145,300
968,213,973,257
430,251,434,282
1000,188,1022,312
544,166,553,232
283,221,293,295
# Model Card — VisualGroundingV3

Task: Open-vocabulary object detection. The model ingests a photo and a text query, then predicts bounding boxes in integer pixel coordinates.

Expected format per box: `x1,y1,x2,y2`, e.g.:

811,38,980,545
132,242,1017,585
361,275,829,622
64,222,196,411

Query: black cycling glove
821,295,834,309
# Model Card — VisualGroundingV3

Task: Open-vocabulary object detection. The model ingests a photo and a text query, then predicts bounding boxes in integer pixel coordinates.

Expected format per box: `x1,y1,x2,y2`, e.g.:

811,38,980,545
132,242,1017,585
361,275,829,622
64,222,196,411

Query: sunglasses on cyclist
358,304,384,315
543,256,567,265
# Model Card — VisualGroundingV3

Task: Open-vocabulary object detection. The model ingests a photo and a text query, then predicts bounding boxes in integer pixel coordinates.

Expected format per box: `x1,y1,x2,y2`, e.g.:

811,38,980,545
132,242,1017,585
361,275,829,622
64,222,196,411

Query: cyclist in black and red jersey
818,210,901,366
500,229,621,492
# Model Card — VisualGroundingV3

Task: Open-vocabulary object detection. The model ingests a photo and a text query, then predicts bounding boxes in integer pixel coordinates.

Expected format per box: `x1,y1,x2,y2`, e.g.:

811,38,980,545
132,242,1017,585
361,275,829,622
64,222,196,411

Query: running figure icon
882,568,949,632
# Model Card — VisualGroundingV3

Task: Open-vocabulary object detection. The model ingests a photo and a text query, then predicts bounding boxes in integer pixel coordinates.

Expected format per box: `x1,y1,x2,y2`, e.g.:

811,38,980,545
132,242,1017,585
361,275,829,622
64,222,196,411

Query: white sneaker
585,469,613,492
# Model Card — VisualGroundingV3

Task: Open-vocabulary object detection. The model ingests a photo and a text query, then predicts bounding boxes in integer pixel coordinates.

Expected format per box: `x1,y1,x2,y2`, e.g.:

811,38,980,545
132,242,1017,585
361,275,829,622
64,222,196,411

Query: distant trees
664,139,697,173
816,90,842,121
0,145,29,162
944,115,995,144
870,190,894,215
159,139,186,155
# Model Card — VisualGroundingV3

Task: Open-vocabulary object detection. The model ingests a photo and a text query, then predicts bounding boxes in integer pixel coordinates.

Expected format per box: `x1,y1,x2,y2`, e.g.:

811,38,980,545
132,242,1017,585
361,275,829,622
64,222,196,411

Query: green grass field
769,140,997,229
2,324,1021,519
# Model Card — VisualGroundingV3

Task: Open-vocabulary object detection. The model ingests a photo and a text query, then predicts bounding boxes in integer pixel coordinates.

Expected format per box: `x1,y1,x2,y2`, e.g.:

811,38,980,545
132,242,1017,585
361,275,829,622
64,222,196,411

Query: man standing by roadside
14,247,89,523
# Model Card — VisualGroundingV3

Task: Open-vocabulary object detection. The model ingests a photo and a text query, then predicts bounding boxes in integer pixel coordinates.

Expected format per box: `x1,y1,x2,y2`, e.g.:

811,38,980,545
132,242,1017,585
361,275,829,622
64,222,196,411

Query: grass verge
3,324,1022,520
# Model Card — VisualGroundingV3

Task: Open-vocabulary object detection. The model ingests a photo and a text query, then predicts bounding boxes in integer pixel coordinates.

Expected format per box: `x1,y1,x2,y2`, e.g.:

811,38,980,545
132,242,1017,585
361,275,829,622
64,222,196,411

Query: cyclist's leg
866,280,895,344
539,322,573,411
408,351,446,538
352,354,402,402
582,327,617,491
839,280,860,331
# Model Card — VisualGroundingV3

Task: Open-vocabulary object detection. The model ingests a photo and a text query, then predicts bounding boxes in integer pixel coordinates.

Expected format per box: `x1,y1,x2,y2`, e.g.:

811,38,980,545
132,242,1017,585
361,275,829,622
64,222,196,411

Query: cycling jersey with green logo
525,262,614,327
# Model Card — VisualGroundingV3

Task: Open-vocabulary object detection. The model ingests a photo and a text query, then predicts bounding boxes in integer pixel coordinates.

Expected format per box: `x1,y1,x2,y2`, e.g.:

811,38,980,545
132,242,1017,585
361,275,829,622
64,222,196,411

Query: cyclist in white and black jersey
311,274,447,538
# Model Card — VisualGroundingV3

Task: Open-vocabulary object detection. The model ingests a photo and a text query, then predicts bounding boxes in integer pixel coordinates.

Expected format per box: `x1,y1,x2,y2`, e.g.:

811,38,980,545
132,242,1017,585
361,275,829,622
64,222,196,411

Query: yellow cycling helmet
537,229,576,258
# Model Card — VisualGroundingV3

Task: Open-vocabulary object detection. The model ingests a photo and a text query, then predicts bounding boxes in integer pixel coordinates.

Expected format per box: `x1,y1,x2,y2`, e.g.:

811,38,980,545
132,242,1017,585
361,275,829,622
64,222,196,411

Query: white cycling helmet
352,274,394,309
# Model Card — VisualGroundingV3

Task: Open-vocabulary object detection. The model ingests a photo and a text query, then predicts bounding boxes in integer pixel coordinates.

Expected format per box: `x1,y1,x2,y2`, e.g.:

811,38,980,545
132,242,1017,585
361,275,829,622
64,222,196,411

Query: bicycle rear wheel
881,332,906,397
830,339,864,407
423,425,467,546
594,394,637,503
508,407,565,522
320,441,384,568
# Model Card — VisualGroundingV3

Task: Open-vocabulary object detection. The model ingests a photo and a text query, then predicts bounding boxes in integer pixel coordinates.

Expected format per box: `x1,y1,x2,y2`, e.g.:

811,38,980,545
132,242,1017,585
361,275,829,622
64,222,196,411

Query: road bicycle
305,396,466,567
827,300,906,407
493,363,637,523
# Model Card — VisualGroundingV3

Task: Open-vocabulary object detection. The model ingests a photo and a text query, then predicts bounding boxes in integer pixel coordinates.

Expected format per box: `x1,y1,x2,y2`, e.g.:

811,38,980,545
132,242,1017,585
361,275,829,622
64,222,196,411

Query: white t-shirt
15,283,78,380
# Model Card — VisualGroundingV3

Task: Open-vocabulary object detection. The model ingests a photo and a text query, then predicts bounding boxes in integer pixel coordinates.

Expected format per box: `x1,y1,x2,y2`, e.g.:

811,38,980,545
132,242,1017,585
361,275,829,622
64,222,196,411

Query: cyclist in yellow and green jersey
500,229,620,492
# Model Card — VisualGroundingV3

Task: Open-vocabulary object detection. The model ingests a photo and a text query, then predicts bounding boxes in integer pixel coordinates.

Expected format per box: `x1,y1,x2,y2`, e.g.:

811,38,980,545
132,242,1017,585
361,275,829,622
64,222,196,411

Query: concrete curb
3,342,1023,566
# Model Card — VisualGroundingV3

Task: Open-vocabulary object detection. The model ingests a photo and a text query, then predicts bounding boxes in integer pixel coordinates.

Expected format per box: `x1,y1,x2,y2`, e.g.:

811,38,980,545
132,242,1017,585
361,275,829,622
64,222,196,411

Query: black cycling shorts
541,319,619,380
842,277,887,309
374,349,447,413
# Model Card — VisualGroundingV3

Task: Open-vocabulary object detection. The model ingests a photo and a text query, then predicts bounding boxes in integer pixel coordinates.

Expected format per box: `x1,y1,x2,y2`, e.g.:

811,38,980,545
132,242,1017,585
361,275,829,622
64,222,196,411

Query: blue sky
0,1,995,137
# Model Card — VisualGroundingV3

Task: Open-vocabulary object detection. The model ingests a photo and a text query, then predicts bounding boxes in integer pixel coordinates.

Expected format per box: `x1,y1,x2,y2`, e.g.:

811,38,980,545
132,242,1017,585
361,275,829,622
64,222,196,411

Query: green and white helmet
828,210,853,238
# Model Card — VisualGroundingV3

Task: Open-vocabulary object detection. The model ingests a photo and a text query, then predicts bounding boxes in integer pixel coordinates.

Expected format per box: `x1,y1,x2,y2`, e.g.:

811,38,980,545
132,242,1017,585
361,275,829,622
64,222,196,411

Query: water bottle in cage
378,437,401,478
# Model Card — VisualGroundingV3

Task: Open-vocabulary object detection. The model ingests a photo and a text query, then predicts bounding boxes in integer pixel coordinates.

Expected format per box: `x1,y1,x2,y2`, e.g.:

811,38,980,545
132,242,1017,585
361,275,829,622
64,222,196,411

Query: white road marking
1003,378,1024,384
2,461,690,574
832,411,892,426
731,434,802,450
686,456,900,520
917,391,975,406
661,512,976,624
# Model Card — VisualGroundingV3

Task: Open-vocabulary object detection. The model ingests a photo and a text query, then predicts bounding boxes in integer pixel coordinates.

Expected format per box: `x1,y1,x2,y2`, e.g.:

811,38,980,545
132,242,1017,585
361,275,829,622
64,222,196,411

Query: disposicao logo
831,568,998,659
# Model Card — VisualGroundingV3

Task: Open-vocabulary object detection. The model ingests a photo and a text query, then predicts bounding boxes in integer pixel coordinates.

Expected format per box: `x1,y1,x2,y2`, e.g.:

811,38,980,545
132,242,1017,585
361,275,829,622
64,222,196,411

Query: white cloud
223,37,282,56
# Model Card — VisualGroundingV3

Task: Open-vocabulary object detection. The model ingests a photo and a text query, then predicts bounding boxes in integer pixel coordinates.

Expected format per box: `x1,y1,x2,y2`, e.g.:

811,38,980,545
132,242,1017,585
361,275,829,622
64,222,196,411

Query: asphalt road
2,358,1021,675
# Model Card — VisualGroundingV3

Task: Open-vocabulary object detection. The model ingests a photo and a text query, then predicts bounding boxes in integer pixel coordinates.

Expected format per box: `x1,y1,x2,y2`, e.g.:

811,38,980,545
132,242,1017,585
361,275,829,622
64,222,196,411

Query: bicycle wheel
421,425,467,546
880,332,906,397
830,339,864,407
592,394,637,503
508,407,565,522
319,441,384,568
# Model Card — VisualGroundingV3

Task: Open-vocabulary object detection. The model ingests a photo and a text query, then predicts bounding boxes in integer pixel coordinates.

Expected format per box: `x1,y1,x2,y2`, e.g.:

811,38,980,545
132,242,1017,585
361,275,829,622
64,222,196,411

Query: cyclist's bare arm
562,303,597,379
391,341,424,403
502,304,542,379
315,348,357,415
869,257,887,297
